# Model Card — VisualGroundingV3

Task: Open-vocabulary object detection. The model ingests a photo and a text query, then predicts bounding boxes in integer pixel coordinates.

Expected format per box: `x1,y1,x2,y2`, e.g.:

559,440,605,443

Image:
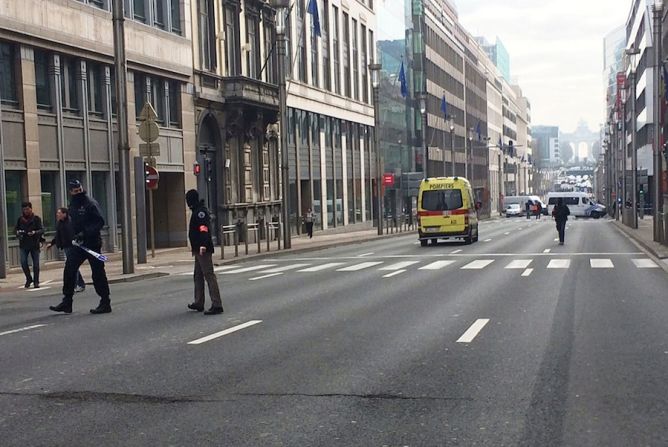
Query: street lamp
652,0,664,242
419,93,427,178
448,115,455,176
467,127,474,180
271,0,291,249
369,61,383,235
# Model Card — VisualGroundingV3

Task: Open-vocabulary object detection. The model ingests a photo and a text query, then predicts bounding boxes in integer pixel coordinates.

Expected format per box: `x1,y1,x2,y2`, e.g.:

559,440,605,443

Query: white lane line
461,259,494,270
220,265,277,274
451,249,463,254
543,249,551,253
358,252,374,257
260,264,310,273
632,258,659,268
521,268,534,277
40,280,54,285
383,270,406,278
0,324,47,337
506,259,533,269
547,259,570,269
457,319,490,343
298,263,345,272
484,239,492,242
590,258,614,269
504,232,510,235
419,260,456,270
179,271,194,276
28,287,51,292
214,265,241,272
379,261,419,271
337,262,383,272
188,320,263,345
249,273,283,281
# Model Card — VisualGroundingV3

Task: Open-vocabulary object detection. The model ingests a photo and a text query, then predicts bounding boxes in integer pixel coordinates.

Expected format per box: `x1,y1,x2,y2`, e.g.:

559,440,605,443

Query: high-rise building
476,36,510,82
533,126,560,166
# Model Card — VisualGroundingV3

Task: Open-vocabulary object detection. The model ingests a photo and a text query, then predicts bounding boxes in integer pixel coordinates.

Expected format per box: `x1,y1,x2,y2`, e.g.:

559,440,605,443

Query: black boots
49,299,73,314
204,307,224,315
90,298,112,314
188,303,204,312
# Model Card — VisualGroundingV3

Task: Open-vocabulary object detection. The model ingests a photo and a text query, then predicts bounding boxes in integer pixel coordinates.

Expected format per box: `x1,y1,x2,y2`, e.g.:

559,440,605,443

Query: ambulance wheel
420,239,428,247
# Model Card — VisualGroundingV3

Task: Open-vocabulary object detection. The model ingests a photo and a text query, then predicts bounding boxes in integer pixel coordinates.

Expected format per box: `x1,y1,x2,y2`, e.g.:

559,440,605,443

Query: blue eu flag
307,0,321,37
440,95,447,116
398,62,408,98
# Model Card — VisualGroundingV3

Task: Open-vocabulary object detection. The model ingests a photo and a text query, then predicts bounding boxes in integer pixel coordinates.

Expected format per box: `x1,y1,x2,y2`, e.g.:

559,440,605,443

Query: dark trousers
64,247,86,289
193,252,222,309
556,220,567,243
306,222,314,238
62,244,109,303
20,248,40,284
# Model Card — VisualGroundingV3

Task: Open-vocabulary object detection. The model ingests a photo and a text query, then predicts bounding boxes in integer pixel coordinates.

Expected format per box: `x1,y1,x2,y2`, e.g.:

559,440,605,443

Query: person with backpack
552,198,571,245
14,201,44,288
45,207,86,293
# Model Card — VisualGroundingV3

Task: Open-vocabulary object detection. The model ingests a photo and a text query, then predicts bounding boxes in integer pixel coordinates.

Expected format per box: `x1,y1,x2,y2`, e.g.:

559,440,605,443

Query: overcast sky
455,0,632,134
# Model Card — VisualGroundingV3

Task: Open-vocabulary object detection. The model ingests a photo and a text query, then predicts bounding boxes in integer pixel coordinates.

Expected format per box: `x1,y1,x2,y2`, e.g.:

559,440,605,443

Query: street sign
145,164,159,190
139,143,161,157
138,102,159,143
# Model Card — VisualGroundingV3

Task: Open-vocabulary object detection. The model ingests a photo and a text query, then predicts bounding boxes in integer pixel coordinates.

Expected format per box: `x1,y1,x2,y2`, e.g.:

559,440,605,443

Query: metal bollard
244,225,249,255
266,222,271,252
257,224,261,254
234,229,239,257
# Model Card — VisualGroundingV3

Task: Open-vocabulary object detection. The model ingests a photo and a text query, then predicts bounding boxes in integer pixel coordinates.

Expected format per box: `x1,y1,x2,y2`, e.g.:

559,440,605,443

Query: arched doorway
197,114,222,241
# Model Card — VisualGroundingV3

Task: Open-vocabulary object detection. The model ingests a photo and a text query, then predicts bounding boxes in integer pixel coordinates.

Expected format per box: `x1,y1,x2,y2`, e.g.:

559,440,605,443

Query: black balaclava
186,189,200,209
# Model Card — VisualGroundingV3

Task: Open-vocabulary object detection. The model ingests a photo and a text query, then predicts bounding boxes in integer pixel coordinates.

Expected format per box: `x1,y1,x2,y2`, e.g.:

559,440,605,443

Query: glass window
34,50,51,110
91,172,109,226
168,80,180,128
421,189,463,211
88,62,104,115
134,0,146,22
351,19,358,100
361,24,368,103
60,57,80,114
263,21,276,84
342,13,350,97
296,0,307,82
332,6,340,94
310,2,319,87
40,171,59,232
224,6,239,76
322,0,330,91
149,78,165,124
0,42,18,106
153,0,165,29
6,171,26,238
199,0,216,71
134,72,147,119
246,14,260,79
170,0,181,34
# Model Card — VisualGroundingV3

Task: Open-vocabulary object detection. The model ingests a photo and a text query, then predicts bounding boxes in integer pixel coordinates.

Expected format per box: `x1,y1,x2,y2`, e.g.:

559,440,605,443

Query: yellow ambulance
417,177,479,246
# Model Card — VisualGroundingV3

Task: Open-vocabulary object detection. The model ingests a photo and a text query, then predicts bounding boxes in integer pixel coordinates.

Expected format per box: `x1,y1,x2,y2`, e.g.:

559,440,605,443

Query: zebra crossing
203,256,661,280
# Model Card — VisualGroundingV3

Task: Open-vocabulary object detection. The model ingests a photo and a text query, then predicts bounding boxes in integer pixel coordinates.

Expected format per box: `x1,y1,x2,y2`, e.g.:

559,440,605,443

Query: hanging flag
440,95,447,116
498,137,503,152
307,0,321,37
475,121,481,141
398,61,408,98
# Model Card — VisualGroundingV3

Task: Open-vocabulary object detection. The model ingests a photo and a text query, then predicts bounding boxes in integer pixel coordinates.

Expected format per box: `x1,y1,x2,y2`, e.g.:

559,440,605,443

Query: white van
546,192,596,217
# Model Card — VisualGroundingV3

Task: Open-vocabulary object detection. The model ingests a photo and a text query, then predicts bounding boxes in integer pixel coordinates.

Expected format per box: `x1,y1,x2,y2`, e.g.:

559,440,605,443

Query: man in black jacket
186,189,223,315
46,207,86,292
50,180,110,314
14,201,44,288
552,198,571,245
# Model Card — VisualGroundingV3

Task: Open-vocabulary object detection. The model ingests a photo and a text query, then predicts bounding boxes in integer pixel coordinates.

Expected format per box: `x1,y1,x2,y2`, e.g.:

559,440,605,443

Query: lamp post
652,0,664,242
271,0,291,249
448,115,455,177
369,61,383,236
419,93,427,178
467,127,474,180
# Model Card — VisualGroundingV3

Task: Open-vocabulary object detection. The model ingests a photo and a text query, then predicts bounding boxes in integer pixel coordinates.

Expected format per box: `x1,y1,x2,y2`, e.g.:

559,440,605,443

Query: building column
19,46,43,216
319,126,327,230
341,134,349,226
359,128,366,222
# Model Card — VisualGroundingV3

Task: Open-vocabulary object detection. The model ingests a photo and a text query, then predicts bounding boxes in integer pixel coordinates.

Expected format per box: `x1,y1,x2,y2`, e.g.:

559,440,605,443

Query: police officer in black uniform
50,179,111,314
186,189,223,315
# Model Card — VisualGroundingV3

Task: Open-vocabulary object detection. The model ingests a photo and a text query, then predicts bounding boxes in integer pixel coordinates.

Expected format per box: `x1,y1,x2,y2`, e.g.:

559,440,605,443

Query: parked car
505,203,522,217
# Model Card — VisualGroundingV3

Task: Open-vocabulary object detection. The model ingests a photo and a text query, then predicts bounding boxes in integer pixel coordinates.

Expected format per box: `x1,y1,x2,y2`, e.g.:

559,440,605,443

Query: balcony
222,76,279,111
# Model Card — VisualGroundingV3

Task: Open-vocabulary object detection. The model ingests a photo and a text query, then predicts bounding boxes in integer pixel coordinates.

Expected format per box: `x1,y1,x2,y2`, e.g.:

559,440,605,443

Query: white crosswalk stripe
379,261,420,271
461,260,494,269
631,258,659,268
419,260,456,270
505,259,532,269
220,265,277,274
336,262,383,271
590,258,614,269
260,264,311,273
214,265,241,272
547,259,570,269
298,263,345,272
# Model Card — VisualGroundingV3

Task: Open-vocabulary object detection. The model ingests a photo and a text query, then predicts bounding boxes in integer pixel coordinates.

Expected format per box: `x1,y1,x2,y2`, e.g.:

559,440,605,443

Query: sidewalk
613,216,668,260
0,226,415,291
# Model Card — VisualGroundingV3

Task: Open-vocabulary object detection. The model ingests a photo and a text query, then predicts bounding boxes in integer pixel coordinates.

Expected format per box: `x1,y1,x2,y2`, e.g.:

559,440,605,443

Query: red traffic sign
383,174,395,186
145,164,159,190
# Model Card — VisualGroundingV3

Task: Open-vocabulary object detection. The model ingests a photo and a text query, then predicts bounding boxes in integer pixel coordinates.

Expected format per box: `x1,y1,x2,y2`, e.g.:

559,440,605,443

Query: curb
612,221,668,274
107,271,170,284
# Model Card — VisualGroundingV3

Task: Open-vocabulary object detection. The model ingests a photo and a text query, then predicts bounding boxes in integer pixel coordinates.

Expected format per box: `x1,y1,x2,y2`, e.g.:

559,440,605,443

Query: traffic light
205,157,213,182
193,160,201,176
144,162,150,185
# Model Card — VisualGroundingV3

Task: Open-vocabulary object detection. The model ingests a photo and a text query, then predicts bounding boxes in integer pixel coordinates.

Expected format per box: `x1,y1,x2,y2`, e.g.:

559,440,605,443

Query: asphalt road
1,216,668,446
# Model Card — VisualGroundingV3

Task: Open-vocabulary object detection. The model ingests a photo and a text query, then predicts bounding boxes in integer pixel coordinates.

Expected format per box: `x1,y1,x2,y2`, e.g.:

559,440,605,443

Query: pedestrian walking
552,198,570,245
304,208,314,238
50,180,111,314
45,207,86,293
535,201,542,220
185,189,224,315
14,202,44,288
525,200,532,219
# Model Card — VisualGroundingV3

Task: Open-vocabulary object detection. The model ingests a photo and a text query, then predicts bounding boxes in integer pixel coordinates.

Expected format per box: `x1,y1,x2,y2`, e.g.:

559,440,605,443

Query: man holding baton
50,179,111,314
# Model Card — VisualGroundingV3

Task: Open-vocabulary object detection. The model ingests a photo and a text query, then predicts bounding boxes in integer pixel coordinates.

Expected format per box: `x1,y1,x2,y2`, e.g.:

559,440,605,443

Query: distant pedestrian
50,180,111,314
45,207,86,293
552,198,570,245
535,201,542,220
14,202,44,288
185,189,224,315
525,200,532,219
304,208,314,238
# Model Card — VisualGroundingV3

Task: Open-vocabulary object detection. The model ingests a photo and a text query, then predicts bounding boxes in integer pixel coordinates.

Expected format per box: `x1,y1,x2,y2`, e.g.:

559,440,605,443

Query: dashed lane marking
336,262,383,272
461,259,494,269
547,259,570,269
28,287,50,292
358,252,374,257
457,319,490,343
220,265,277,274
521,268,534,277
187,320,263,345
451,249,463,254
259,264,311,273
379,261,419,271
419,260,456,270
506,259,533,269
214,265,241,272
632,259,659,268
298,263,345,272
249,273,283,281
382,270,406,278
484,239,492,242
543,249,551,253
0,324,47,337
590,258,614,268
